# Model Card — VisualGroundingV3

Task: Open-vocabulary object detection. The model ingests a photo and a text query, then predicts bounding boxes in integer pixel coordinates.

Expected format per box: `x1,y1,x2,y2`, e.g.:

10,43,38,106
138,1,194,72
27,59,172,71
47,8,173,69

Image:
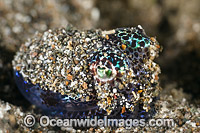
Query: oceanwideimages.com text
24,115,175,129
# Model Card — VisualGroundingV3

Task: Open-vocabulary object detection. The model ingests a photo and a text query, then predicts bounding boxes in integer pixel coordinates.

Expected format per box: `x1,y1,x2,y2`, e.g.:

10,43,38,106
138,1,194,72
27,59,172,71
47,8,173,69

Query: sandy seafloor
0,0,199,132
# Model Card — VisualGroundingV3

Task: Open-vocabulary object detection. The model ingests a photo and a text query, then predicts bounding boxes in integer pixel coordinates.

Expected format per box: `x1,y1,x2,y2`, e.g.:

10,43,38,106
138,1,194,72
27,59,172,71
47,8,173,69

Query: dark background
0,0,199,111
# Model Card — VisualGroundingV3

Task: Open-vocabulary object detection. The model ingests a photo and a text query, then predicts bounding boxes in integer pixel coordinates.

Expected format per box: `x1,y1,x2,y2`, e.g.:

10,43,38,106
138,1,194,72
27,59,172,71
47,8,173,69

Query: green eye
97,66,112,78
105,70,112,77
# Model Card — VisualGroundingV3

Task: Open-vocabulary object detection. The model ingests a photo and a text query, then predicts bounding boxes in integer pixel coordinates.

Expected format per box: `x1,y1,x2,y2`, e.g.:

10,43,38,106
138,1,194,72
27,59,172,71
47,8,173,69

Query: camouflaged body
13,25,161,117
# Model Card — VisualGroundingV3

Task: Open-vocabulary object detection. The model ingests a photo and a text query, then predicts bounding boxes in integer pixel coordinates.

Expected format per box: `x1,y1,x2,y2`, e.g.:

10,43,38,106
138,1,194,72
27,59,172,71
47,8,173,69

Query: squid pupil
97,66,105,70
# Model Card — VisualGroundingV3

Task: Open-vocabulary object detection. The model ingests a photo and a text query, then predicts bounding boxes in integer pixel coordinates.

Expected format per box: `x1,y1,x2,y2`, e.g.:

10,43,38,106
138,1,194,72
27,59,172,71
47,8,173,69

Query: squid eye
97,66,112,78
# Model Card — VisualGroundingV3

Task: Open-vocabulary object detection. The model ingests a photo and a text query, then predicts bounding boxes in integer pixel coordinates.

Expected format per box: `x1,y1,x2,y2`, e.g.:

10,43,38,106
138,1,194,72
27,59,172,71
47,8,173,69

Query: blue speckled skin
116,28,150,49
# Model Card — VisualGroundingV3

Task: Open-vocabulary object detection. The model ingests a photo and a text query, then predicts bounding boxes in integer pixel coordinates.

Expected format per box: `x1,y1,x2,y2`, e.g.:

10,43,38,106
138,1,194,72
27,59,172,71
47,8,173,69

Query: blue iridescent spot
15,71,19,77
140,115,144,118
